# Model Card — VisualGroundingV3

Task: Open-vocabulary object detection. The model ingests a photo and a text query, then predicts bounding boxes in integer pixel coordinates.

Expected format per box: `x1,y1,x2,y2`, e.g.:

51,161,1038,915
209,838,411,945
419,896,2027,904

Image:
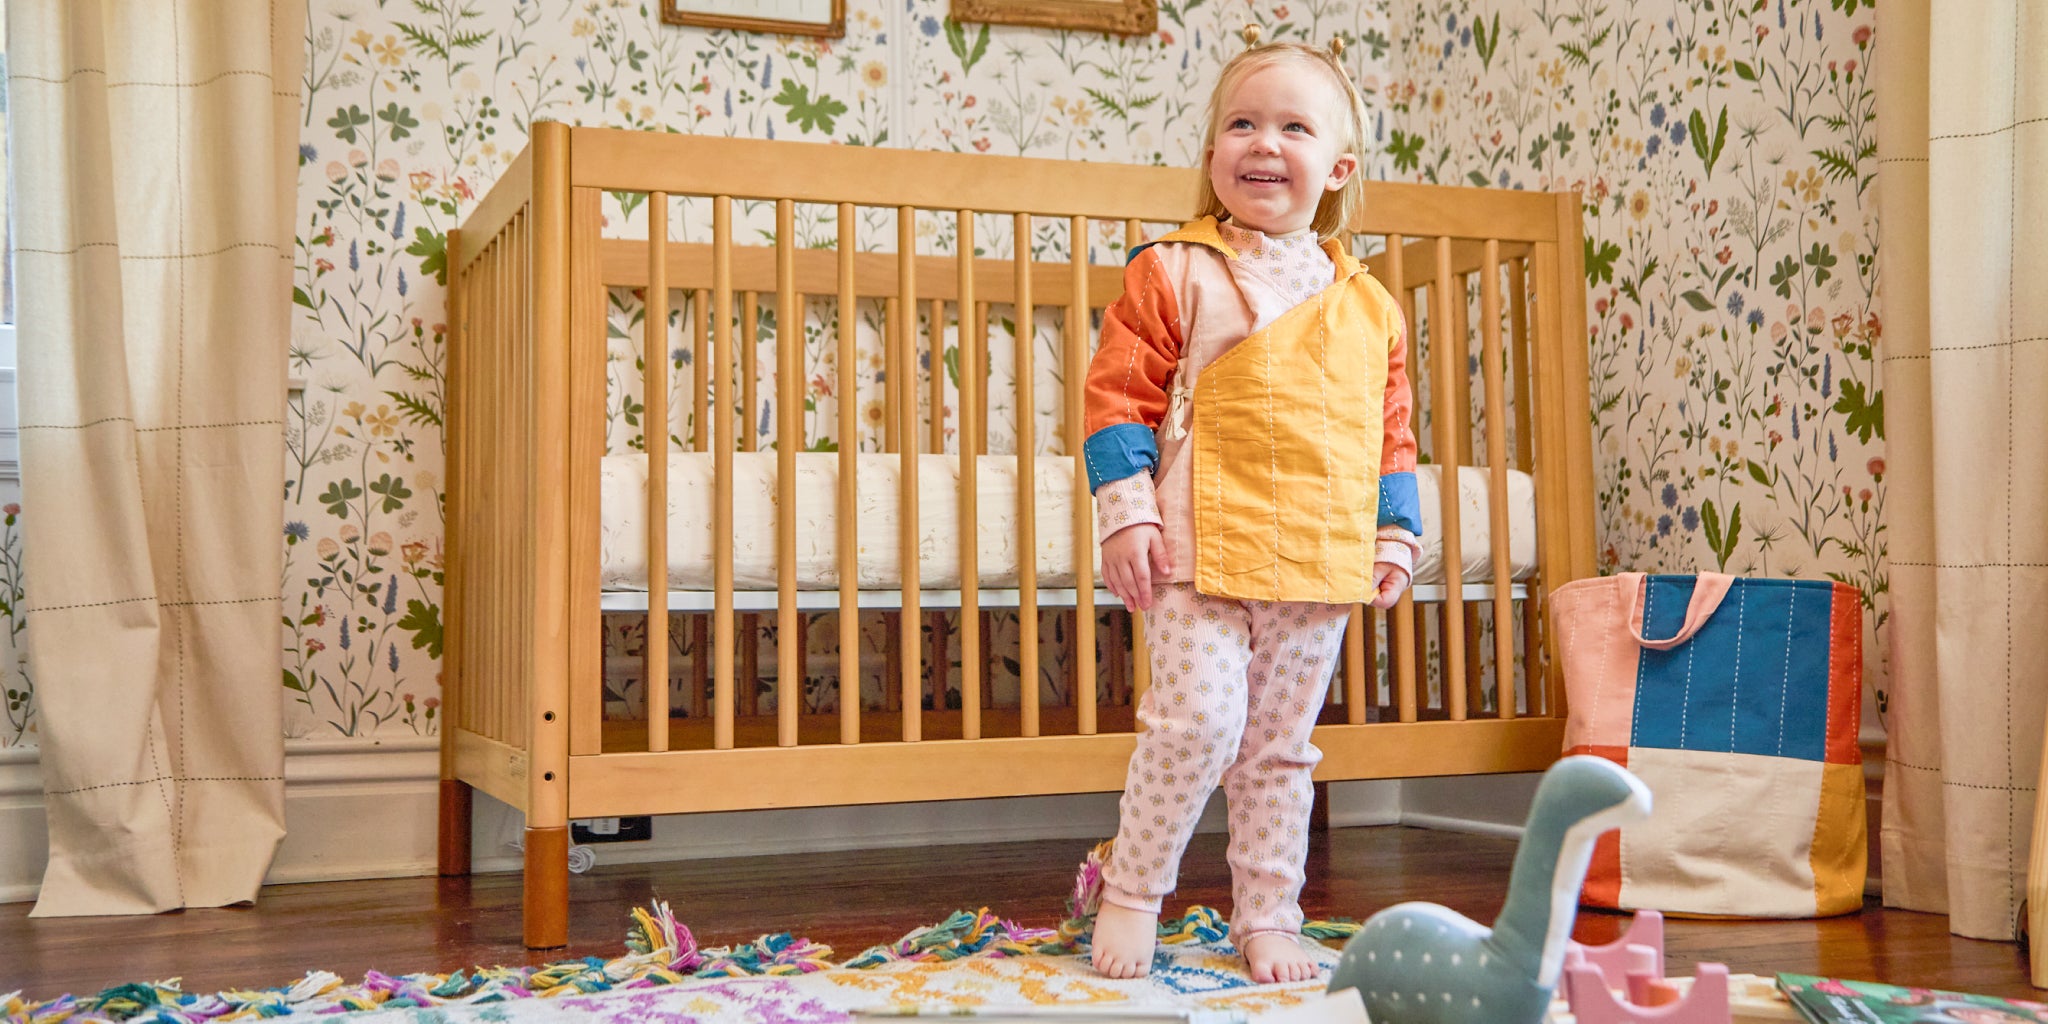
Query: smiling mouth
1241,173,1289,184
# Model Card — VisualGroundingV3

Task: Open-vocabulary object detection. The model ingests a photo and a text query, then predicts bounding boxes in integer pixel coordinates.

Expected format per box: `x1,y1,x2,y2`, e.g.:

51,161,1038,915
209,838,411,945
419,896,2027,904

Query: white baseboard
3,741,1500,905
0,737,444,903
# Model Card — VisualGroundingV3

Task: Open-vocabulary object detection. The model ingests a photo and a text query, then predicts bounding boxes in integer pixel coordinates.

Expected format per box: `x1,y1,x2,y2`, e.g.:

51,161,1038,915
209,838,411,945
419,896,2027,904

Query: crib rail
442,125,1594,947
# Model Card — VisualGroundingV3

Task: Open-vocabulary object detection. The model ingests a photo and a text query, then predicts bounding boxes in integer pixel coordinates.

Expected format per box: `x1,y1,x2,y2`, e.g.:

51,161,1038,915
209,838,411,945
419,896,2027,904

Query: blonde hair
1193,39,1371,242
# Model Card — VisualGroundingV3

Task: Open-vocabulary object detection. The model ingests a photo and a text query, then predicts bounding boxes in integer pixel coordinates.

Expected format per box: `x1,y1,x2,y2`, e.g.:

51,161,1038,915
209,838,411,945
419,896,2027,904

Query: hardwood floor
1,826,2035,1003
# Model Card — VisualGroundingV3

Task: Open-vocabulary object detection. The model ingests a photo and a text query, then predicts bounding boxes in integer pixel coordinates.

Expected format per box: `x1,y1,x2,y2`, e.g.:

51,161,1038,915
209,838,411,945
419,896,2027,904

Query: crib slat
743,292,759,457
1507,257,1541,715
928,295,949,721
974,301,990,458
776,200,802,746
898,208,922,742
741,291,761,721
884,297,899,455
489,229,506,744
1431,236,1467,721
647,193,672,752
1454,266,1484,717
1069,215,1097,735
713,197,736,750
1448,278,1483,719
507,223,521,746
692,290,710,724
1014,213,1040,738
930,298,945,454
1383,234,1419,723
836,203,861,746
1123,218,1148,721
693,292,709,450
975,297,994,714
958,211,982,742
569,191,606,758
1530,238,1569,720
883,289,902,721
1479,239,1517,721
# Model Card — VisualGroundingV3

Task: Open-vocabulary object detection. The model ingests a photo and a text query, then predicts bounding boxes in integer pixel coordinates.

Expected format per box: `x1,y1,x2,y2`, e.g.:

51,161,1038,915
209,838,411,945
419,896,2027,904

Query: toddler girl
1077,31,1421,985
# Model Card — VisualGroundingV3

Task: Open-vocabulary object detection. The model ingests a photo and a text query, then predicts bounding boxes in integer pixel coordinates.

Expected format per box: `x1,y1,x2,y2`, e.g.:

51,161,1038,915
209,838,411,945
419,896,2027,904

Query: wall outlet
571,815,653,844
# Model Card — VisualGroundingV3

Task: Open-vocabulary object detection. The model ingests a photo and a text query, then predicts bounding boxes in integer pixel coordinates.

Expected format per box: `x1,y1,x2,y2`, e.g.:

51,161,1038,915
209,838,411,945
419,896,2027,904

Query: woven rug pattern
3,904,1360,1024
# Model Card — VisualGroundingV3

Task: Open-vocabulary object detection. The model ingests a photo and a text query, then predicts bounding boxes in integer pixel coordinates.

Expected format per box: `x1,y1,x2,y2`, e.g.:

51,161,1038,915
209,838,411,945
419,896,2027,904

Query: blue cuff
1378,471,1423,535
1083,423,1159,492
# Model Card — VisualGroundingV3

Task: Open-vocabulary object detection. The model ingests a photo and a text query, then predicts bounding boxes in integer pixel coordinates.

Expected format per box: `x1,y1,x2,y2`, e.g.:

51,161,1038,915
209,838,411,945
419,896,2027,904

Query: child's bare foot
1090,902,1158,979
1242,932,1318,984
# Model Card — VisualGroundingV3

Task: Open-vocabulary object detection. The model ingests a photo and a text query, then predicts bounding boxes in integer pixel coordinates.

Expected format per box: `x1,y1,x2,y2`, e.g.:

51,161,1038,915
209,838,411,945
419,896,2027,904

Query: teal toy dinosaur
1325,755,1652,1024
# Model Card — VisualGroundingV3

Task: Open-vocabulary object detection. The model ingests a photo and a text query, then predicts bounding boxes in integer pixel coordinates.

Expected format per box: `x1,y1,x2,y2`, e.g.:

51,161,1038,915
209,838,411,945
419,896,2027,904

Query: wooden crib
437,122,1597,947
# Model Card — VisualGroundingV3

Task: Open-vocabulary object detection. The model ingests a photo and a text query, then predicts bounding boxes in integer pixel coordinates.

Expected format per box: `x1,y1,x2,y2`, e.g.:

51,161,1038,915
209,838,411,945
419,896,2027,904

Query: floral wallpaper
0,0,1886,747
286,0,1393,740
1381,0,1885,686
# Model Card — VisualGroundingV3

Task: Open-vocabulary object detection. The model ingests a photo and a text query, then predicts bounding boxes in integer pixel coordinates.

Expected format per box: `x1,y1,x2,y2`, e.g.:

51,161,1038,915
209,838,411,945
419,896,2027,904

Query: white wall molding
0,737,443,903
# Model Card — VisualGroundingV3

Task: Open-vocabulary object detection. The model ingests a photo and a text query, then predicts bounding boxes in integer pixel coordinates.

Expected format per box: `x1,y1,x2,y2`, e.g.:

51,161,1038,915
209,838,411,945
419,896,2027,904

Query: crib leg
523,824,570,948
1311,781,1331,836
437,778,472,876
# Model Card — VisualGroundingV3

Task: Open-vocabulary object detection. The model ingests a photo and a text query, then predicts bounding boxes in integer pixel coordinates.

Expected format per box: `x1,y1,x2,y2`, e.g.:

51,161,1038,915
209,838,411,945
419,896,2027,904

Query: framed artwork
949,0,1157,36
660,0,846,37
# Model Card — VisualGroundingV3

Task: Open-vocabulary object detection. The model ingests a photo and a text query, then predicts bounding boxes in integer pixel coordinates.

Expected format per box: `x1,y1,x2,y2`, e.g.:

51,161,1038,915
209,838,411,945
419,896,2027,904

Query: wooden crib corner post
523,119,574,950
438,225,473,877
1552,192,1598,586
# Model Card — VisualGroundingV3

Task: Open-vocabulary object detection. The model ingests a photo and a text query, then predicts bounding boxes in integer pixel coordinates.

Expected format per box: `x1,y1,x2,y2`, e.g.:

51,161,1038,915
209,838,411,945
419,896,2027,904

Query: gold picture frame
949,0,1157,36
660,0,846,37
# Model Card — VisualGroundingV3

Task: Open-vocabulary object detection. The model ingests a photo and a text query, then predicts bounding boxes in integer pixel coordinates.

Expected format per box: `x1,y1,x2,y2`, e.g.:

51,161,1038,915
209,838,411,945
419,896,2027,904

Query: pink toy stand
1563,958,1730,1024
1569,909,1666,986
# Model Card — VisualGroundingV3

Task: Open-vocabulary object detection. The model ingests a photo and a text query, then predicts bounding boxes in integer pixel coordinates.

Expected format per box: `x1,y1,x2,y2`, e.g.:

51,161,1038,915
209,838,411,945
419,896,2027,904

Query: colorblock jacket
1082,217,1420,605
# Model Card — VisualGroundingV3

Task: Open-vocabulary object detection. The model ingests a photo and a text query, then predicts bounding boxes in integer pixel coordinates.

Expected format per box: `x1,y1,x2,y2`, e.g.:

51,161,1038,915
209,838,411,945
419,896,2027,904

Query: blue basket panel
1629,576,1834,761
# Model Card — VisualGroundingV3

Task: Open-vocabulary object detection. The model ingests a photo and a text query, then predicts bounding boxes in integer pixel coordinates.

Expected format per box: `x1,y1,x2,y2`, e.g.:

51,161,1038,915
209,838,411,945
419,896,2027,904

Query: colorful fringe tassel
840,908,1057,969
3,898,704,1024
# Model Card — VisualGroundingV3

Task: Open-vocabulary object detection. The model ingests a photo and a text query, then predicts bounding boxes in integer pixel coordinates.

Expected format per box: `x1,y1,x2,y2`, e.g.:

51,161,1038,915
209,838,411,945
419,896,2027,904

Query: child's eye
1230,117,1254,130
1285,122,1310,133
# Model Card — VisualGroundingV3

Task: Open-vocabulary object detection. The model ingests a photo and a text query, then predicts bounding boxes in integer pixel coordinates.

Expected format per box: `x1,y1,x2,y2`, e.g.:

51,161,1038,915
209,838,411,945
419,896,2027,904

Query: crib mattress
599,454,1537,593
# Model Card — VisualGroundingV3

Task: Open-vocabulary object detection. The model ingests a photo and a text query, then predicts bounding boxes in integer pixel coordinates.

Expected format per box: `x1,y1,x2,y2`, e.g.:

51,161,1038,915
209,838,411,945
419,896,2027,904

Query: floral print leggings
1099,582,1351,942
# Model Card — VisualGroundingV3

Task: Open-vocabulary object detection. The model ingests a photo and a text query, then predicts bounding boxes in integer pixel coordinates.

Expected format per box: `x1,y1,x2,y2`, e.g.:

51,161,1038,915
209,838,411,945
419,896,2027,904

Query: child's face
1205,61,1359,237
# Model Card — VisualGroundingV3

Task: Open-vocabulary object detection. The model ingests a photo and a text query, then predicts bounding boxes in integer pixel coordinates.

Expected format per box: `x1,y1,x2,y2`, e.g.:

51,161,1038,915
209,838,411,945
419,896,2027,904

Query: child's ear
1325,152,1360,192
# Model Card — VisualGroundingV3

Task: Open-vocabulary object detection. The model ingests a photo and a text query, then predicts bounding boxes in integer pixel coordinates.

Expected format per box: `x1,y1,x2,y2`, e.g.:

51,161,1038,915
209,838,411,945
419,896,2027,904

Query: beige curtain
8,1,303,915
1878,0,2048,941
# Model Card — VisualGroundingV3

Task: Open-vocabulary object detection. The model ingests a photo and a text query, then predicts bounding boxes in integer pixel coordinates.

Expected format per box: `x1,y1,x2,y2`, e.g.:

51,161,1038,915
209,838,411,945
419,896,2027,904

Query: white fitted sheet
599,454,1537,592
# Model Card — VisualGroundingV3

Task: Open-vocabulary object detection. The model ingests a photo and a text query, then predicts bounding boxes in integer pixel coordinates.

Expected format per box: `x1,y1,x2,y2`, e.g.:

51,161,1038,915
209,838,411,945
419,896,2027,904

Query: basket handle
1622,572,1734,650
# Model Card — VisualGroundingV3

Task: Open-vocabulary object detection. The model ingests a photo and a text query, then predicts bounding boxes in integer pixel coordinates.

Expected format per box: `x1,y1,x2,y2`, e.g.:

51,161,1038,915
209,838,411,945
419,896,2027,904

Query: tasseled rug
4,903,1360,1024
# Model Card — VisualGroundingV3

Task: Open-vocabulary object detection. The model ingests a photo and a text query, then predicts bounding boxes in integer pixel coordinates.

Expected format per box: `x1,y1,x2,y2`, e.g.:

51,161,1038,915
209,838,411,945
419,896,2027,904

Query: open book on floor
1778,973,2048,1023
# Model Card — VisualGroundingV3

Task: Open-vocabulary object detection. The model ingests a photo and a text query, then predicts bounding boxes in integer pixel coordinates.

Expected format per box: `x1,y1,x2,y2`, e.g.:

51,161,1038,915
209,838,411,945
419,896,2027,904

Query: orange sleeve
1083,246,1184,436
1379,298,1418,476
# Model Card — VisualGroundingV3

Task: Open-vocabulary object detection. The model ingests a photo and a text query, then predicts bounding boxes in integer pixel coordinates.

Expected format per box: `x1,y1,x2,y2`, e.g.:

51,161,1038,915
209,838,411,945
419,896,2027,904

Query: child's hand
1369,561,1411,609
1102,523,1172,612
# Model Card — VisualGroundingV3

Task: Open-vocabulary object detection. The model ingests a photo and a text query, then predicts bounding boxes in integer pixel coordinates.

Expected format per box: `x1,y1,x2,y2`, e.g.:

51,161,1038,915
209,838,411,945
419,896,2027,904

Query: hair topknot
1329,35,1345,58
1240,23,1262,47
